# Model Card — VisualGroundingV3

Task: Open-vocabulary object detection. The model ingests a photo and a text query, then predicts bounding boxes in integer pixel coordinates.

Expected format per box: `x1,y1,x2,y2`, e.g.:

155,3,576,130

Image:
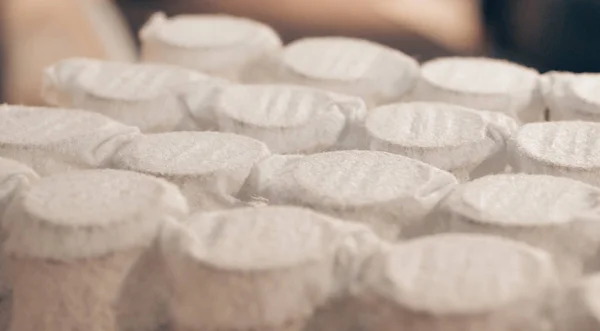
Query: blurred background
2,0,600,105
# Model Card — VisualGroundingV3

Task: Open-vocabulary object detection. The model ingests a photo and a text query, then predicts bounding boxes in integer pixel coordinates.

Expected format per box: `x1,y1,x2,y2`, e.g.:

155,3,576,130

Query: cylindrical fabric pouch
508,121,600,187
404,173,600,281
112,132,270,211
354,234,559,331
215,84,368,153
0,105,139,176
1,169,189,331
140,12,282,82
240,151,458,240
258,37,419,107
42,57,225,133
365,102,519,181
160,206,349,331
541,72,600,122
409,57,544,123
0,157,39,331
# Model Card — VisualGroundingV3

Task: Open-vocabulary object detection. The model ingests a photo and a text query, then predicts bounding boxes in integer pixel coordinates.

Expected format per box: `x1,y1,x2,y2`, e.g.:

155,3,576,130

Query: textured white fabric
242,151,458,239
0,157,38,223
42,58,223,132
2,169,188,331
357,234,558,331
112,132,270,211
2,169,188,260
541,72,600,122
365,102,518,181
0,157,38,299
238,154,305,204
578,275,600,330
508,121,600,187
404,174,600,281
160,206,345,330
0,105,139,176
215,84,368,153
253,37,419,107
409,57,544,123
179,78,230,131
140,12,282,81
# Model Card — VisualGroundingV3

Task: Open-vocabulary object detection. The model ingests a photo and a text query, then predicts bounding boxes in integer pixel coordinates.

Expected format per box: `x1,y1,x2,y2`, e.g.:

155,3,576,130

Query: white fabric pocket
160,206,343,331
355,234,558,331
112,132,270,212
541,72,600,122
43,58,223,133
140,12,282,82
256,37,419,107
409,57,544,123
215,84,368,153
242,151,458,240
508,121,600,187
0,105,140,176
2,169,189,331
404,173,600,281
365,102,518,181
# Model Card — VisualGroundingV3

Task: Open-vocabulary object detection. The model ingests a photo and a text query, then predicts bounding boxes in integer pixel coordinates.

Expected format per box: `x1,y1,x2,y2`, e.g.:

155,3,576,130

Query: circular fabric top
458,174,600,226
77,61,204,101
283,37,388,81
219,85,329,128
182,206,338,270
293,150,456,207
114,132,269,176
515,121,600,169
157,15,263,49
366,102,487,149
382,234,556,314
421,57,539,94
